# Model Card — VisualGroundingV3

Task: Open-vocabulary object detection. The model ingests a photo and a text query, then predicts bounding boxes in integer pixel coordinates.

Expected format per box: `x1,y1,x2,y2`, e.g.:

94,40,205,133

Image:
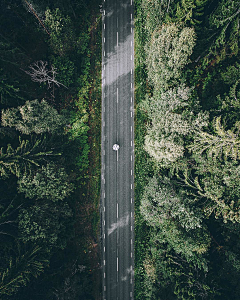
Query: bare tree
24,61,67,89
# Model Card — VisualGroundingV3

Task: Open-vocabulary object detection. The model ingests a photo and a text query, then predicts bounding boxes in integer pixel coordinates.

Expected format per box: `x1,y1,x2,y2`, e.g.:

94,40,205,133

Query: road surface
101,0,135,299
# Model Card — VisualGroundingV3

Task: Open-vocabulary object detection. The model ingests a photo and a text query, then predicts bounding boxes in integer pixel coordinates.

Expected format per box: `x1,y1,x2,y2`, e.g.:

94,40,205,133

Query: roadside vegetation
0,0,101,299
134,0,240,299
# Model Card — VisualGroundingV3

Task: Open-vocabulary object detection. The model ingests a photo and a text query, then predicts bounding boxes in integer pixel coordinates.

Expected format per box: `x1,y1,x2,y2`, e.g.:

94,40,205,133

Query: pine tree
0,244,48,296
0,136,60,178
189,117,240,160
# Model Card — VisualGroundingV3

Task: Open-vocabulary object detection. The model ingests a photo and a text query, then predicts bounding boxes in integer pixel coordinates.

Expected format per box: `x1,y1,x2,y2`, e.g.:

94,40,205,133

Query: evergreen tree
0,244,48,297
0,136,60,178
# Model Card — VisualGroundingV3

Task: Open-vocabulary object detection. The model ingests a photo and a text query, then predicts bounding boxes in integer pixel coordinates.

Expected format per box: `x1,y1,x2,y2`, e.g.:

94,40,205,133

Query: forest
134,0,240,299
0,0,101,299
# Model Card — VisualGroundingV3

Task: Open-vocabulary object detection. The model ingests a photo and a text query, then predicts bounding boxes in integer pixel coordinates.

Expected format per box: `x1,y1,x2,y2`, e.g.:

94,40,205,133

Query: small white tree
24,61,67,89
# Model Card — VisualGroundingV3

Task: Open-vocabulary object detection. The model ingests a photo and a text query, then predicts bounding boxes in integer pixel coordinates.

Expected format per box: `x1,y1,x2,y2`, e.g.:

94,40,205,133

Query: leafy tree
1,99,67,135
17,163,73,202
18,202,72,248
44,8,76,56
141,0,171,37
144,85,208,165
145,24,196,89
140,177,211,260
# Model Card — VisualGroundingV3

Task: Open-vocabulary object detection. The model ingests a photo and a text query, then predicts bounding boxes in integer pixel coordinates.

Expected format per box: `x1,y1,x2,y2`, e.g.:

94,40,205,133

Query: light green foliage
209,0,240,56
145,24,196,89
0,245,48,296
141,0,171,38
45,8,75,56
189,116,240,160
140,177,210,259
144,85,208,165
18,202,72,247
17,164,73,201
1,99,66,135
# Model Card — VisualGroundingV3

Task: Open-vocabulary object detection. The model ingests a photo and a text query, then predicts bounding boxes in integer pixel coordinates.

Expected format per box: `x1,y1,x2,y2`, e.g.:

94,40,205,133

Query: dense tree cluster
135,0,240,299
0,0,100,299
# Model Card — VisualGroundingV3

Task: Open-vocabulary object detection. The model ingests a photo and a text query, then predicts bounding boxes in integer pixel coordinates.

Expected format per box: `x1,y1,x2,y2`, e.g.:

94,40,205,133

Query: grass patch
134,1,154,299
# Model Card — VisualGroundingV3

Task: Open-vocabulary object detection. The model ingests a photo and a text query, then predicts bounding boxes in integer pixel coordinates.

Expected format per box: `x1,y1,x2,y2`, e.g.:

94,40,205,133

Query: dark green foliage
0,0,101,298
0,244,49,297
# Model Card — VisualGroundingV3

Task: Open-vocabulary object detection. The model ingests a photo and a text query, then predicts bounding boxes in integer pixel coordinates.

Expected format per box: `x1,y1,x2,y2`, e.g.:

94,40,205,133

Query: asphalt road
101,0,134,299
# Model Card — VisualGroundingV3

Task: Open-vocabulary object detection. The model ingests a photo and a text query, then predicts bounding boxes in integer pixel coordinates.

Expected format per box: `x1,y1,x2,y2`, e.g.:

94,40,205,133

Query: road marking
104,260,106,265
131,13,132,20
104,234,105,239
104,206,105,211
130,278,132,284
131,82,133,88
103,178,105,184
103,121,105,127
104,286,106,291
117,203,118,218
131,239,132,244
104,37,105,43
103,149,105,155
131,55,132,60
131,0,132,5
131,40,132,47
130,292,133,297
131,265,133,270
103,106,105,112
131,140,132,146
104,246,105,252
131,197,133,204
104,220,105,225
104,10,105,16
104,192,105,198
131,27,133,33
117,87,118,103
131,252,132,258
104,65,105,70
131,68,132,74
104,92,105,97
131,225,132,231
131,111,133,118
131,155,132,161
117,257,118,272
131,97,133,103
104,51,105,57
131,169,132,175
104,23,105,29
131,212,133,218
131,126,133,132
131,184,133,189
117,32,118,46
104,272,106,278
